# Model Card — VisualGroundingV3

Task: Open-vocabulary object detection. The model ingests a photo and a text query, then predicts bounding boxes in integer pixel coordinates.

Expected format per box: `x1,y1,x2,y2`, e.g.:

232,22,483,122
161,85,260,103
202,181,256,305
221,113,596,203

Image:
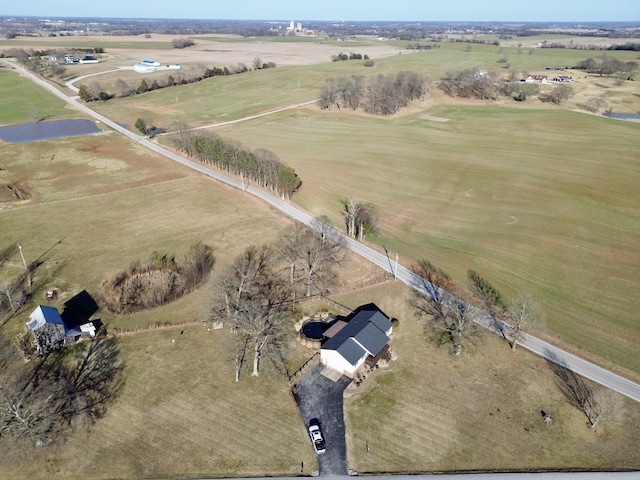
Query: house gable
320,304,392,376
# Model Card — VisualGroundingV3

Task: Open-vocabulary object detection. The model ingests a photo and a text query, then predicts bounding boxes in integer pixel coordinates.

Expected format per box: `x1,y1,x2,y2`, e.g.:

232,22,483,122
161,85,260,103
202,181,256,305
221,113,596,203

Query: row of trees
213,221,343,381
575,55,638,77
331,52,369,62
171,37,195,49
80,60,272,102
410,259,624,428
409,259,538,356
100,243,215,314
318,71,429,115
172,128,301,200
440,69,500,100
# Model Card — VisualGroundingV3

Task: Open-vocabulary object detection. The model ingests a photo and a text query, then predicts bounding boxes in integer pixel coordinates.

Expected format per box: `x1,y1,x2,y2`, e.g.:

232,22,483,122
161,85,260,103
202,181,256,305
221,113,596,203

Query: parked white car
308,418,326,454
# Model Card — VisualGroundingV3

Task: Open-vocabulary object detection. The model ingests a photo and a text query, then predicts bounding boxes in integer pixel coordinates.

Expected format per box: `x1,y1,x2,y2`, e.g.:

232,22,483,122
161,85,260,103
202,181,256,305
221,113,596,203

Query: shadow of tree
0,330,124,446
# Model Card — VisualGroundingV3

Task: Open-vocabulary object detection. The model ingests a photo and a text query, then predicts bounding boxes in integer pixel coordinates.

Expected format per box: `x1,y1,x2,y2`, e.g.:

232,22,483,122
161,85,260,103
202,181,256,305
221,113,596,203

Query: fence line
289,351,320,385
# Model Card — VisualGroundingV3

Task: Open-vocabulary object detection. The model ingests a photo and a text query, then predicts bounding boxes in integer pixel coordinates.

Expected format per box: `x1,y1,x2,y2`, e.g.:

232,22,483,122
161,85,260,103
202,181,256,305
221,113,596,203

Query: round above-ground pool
301,319,327,340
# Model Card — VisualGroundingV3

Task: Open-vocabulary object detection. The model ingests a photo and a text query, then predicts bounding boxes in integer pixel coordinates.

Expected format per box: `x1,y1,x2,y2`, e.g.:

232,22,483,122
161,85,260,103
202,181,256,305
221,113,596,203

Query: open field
336,282,640,473
0,67,74,124
83,41,640,132
1,326,316,480
210,94,640,376
11,36,636,375
0,130,292,334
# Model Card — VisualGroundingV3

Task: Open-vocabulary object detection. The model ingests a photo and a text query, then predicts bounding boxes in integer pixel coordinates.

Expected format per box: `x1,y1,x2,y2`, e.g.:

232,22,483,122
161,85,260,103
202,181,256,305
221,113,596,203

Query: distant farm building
525,74,548,84
134,59,180,73
552,75,572,83
79,55,99,64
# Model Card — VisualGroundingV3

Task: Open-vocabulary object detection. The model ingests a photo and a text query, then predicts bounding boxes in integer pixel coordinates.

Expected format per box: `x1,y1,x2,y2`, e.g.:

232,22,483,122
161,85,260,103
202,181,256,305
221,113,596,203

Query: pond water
603,113,640,121
0,119,101,143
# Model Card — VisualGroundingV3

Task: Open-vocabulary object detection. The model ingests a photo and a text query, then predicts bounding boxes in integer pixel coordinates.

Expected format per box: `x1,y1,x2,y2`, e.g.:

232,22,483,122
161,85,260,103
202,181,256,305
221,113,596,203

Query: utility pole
395,253,399,281
17,243,27,270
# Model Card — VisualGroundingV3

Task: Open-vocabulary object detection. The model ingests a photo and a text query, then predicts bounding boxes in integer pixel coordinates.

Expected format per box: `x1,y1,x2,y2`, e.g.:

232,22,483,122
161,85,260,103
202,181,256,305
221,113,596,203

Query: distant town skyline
4,0,639,22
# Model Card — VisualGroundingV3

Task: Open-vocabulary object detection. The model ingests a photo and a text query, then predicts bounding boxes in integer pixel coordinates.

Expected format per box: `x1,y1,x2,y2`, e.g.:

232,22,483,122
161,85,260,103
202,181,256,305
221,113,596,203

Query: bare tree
355,203,378,242
411,260,480,355
540,84,573,105
507,293,539,350
277,222,343,299
214,246,290,379
341,197,359,238
468,270,507,339
340,198,378,241
547,355,625,428
0,331,123,446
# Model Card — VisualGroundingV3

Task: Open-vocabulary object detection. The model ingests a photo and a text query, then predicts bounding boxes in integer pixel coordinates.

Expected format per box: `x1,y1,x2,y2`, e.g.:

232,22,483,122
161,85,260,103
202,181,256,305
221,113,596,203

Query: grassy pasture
2,326,315,480
86,41,639,132
213,100,640,375
336,281,640,473
0,67,72,124
0,131,291,335
1,35,640,478
87,39,640,374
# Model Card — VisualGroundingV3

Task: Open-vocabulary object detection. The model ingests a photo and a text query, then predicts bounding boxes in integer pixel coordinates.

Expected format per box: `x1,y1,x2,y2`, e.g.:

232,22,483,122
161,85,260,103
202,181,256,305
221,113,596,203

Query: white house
320,304,393,378
525,74,548,84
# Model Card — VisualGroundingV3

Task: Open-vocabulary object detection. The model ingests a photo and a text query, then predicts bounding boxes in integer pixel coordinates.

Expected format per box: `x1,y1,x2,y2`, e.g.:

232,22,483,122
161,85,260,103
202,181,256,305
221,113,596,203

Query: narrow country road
6,60,640,404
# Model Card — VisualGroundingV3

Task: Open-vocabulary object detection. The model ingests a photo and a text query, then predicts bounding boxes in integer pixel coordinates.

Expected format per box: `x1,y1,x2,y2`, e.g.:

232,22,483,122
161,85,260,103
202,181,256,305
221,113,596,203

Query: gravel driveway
292,364,352,476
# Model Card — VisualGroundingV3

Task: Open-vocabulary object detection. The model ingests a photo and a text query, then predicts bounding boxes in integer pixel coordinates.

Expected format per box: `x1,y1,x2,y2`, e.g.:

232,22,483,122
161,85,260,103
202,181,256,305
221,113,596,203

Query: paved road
6,60,640,404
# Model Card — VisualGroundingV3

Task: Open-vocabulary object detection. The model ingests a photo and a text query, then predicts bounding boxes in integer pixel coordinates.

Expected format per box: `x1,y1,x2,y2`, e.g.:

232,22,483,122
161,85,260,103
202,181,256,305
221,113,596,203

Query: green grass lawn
0,68,72,124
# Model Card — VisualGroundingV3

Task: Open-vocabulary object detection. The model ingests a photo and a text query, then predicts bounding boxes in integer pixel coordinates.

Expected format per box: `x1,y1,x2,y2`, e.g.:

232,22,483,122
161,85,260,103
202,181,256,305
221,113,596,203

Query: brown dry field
4,33,403,69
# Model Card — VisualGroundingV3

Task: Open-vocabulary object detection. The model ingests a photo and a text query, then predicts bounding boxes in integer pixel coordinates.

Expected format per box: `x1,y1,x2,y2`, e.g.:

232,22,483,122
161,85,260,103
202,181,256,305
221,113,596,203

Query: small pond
0,119,101,143
603,113,640,121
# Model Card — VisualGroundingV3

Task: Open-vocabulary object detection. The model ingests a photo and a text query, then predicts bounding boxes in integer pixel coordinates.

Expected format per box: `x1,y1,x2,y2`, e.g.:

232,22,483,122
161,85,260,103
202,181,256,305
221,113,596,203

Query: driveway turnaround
293,364,351,476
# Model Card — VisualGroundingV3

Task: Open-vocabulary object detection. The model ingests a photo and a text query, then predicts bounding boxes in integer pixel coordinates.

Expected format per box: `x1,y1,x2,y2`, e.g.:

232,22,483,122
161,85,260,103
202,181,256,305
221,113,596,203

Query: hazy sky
5,0,639,22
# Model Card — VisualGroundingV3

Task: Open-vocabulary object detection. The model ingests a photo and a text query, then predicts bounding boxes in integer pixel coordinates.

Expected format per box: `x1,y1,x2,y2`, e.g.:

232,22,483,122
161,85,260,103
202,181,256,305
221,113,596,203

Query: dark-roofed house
320,304,393,378
26,305,96,355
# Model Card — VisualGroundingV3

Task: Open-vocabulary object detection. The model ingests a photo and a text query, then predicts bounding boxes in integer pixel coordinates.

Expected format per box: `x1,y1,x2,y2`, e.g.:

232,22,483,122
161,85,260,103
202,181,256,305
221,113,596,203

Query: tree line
331,52,369,62
318,71,429,116
78,59,275,103
440,68,578,105
171,127,301,200
575,55,638,77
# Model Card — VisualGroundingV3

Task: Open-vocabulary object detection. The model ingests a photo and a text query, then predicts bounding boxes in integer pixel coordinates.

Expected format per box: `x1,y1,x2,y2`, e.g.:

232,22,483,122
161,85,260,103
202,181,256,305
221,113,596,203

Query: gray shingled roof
322,305,392,366
336,338,367,365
